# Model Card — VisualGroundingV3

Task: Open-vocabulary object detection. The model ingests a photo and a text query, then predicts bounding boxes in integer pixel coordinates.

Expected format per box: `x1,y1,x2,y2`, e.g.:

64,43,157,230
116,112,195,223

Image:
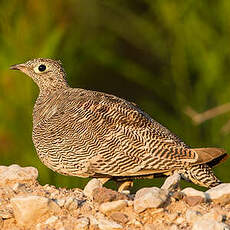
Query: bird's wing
39,89,200,177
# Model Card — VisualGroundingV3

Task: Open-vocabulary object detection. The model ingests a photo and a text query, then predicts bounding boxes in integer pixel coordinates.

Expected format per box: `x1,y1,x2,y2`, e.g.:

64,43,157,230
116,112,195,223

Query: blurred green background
0,0,230,192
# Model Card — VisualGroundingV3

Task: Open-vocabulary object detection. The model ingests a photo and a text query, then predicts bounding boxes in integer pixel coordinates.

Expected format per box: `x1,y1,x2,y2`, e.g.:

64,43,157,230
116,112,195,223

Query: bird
10,58,228,192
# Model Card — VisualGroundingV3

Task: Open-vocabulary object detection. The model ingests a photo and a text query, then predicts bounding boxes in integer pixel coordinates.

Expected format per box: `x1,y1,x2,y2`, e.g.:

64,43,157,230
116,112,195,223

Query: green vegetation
0,0,230,190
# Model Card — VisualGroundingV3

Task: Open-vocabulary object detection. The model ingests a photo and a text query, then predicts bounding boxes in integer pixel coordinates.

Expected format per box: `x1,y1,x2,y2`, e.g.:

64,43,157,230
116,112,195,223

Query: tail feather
193,147,228,165
181,164,221,188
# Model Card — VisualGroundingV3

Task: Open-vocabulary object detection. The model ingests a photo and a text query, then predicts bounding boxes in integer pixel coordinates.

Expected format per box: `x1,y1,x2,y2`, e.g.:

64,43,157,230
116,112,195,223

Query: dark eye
38,64,46,72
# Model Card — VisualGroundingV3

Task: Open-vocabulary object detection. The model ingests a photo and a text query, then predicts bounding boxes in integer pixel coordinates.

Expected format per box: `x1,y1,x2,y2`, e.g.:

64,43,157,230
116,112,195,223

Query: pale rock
176,217,184,224
161,173,181,191
99,200,127,214
97,218,123,230
56,198,66,207
11,195,60,226
83,178,102,199
0,164,38,186
76,217,90,230
88,214,123,230
192,219,230,230
134,187,168,213
44,216,58,224
202,209,226,222
205,183,230,204
64,196,79,210
181,187,206,199
185,209,202,223
0,208,13,219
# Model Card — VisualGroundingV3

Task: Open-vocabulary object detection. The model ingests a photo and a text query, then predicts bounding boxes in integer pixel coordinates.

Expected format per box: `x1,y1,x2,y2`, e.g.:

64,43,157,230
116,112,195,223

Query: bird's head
10,58,68,92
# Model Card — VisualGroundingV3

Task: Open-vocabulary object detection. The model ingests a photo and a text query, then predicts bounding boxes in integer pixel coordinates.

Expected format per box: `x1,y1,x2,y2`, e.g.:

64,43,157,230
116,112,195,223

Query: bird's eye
38,64,46,72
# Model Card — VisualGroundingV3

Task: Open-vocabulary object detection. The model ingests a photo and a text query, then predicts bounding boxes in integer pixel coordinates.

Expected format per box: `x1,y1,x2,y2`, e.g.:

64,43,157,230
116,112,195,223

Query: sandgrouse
10,58,228,191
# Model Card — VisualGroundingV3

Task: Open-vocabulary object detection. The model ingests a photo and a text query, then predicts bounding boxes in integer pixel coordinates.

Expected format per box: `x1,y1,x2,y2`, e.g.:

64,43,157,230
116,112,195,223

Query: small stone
44,216,58,224
56,198,66,207
97,217,123,230
83,178,102,199
11,195,61,226
176,217,184,224
64,196,79,210
92,187,128,204
205,183,230,204
184,196,204,206
99,200,127,214
181,187,205,199
0,165,38,186
134,187,168,213
0,208,13,219
185,209,202,223
192,219,229,230
110,212,129,224
76,217,90,230
202,209,226,222
161,173,181,191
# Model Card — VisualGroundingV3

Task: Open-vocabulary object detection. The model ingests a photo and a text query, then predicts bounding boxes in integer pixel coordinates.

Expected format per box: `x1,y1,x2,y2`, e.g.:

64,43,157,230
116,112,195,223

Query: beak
10,63,27,71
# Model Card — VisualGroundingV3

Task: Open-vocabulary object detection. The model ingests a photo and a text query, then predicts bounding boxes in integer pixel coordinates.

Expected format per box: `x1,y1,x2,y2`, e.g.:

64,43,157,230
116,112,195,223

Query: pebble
161,173,181,191
110,212,129,224
134,187,168,213
76,217,90,230
99,200,127,214
11,195,61,226
181,187,206,199
44,216,58,224
92,187,127,204
185,209,202,223
205,183,230,204
0,165,38,186
97,218,123,230
83,178,102,199
192,219,230,230
64,196,79,210
176,217,184,224
184,196,204,206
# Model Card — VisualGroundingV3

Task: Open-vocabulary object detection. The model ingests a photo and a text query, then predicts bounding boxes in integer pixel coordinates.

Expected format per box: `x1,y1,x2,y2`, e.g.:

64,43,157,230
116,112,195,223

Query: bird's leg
98,178,110,185
117,181,133,193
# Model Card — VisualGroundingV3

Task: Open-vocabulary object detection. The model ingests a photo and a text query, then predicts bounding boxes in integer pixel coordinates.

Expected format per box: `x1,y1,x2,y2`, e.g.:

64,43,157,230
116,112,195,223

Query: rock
205,183,230,204
83,178,102,199
76,217,90,230
134,187,168,213
99,200,127,214
185,209,202,223
44,216,58,225
97,218,123,230
0,208,13,219
88,214,123,230
11,195,61,226
64,196,79,210
181,187,206,199
176,217,184,224
184,196,204,206
110,212,129,224
161,173,181,191
192,219,230,230
92,187,127,204
0,165,38,186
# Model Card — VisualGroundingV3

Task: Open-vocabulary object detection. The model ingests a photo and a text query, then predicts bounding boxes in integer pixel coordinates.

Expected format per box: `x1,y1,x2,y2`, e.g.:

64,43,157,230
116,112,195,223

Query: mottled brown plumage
10,58,228,190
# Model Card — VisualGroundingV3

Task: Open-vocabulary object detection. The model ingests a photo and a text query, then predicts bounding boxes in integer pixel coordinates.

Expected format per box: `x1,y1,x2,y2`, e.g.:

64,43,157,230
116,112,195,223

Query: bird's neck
38,81,69,97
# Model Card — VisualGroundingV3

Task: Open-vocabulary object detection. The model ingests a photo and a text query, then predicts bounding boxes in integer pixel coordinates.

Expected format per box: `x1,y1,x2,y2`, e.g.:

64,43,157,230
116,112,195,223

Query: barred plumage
10,58,229,190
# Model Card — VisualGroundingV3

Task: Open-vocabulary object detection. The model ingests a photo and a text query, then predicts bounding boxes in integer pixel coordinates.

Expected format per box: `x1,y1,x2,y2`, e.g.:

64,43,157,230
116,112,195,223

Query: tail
193,147,228,166
181,164,221,188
